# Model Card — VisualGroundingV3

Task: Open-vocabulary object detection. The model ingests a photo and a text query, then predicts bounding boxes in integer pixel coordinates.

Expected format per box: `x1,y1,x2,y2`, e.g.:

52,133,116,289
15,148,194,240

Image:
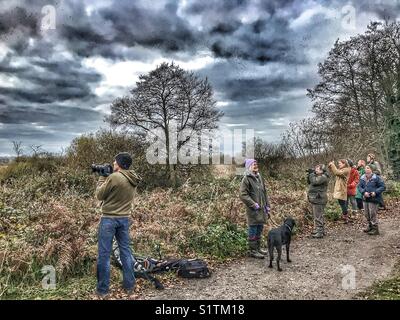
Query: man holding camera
307,165,330,238
95,152,138,297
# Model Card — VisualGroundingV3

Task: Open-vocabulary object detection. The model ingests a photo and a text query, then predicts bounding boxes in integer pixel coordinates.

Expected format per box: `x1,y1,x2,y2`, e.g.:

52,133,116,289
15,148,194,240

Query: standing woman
358,165,386,235
328,159,351,223
347,159,360,215
240,159,270,259
307,164,330,238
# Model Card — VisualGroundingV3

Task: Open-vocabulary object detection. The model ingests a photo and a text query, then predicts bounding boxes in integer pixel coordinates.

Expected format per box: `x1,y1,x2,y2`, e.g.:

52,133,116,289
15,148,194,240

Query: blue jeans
248,224,264,241
97,217,135,294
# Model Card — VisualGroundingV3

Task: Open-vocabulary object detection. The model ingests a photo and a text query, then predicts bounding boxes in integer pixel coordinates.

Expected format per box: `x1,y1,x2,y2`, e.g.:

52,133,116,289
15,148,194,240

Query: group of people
239,154,386,259
308,153,386,238
93,152,387,293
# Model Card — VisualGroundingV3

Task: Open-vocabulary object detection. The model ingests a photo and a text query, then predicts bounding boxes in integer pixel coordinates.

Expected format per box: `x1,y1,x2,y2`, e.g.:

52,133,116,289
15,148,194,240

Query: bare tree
108,62,223,185
12,141,24,160
30,145,43,157
306,21,400,175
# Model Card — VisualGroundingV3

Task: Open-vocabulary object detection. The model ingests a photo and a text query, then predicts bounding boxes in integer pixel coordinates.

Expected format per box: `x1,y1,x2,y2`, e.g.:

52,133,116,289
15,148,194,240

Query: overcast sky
0,0,399,156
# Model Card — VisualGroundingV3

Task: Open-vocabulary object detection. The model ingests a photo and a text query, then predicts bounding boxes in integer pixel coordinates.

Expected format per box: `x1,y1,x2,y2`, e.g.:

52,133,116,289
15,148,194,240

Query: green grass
358,263,400,300
2,273,96,300
359,277,400,300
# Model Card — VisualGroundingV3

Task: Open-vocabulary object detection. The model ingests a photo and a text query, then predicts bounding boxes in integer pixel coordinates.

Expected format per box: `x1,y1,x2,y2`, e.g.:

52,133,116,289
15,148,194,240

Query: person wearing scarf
239,159,271,259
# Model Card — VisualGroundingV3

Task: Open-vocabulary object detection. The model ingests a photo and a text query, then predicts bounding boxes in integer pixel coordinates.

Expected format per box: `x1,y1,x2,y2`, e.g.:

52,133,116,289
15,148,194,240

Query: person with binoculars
328,159,351,224
307,165,330,238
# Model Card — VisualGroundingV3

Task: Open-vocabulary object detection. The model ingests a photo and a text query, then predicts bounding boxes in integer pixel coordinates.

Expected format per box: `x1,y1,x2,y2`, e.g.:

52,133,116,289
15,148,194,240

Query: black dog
267,217,296,271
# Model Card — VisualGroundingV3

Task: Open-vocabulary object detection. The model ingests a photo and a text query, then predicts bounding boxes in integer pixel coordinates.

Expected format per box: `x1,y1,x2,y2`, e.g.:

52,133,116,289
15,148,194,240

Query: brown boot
342,214,349,224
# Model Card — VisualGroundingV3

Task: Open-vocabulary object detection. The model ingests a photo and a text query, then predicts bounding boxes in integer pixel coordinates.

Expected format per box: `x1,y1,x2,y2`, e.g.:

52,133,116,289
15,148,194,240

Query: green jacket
239,171,270,226
355,167,365,199
307,172,329,205
95,170,139,217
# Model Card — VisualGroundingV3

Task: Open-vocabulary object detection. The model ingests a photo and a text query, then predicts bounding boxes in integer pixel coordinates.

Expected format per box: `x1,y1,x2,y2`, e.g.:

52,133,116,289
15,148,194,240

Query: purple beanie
245,159,256,169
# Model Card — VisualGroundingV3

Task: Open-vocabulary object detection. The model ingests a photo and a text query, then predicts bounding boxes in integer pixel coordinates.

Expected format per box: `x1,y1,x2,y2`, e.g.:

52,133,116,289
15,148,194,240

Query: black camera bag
176,259,211,278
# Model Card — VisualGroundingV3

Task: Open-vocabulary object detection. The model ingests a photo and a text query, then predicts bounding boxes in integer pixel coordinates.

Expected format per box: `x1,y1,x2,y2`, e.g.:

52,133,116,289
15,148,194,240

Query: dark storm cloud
184,0,305,65
0,104,102,124
0,51,102,105
197,59,318,102
221,75,317,102
210,21,242,35
0,0,303,64
0,1,105,155
185,0,249,15
33,0,201,60
97,0,199,56
0,6,39,35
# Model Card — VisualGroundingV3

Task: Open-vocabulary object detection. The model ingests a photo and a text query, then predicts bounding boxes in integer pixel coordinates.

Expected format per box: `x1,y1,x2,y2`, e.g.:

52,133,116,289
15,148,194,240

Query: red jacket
347,167,360,196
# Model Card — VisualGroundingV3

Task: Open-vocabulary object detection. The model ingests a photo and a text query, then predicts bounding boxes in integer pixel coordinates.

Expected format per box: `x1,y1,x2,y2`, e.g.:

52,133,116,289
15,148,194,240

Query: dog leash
268,215,280,227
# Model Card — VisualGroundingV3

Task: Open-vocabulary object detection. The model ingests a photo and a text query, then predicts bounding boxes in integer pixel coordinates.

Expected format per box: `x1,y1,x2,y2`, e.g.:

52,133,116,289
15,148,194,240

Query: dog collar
284,223,292,232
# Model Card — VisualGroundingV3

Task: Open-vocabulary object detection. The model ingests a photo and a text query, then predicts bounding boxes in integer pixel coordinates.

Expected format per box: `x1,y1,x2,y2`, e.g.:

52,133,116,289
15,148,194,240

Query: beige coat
328,163,350,201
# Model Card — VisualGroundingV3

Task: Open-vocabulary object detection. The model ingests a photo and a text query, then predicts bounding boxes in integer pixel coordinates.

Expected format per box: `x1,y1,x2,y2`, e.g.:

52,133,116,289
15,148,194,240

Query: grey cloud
0,5,40,36
0,104,103,124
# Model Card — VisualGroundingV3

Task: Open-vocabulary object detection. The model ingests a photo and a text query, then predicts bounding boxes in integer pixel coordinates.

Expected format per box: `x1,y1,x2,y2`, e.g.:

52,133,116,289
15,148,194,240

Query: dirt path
146,213,400,300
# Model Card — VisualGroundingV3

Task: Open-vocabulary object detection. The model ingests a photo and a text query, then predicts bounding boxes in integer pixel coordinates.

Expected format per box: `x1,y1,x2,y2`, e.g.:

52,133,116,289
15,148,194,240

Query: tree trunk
165,126,177,187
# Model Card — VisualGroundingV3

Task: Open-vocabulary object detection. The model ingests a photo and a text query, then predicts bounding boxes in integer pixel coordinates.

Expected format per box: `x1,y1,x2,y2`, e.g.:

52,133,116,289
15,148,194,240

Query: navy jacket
357,174,385,203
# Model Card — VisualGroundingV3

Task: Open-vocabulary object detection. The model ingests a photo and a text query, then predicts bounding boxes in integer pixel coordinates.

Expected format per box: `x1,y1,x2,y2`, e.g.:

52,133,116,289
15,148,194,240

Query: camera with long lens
306,168,315,174
91,164,113,177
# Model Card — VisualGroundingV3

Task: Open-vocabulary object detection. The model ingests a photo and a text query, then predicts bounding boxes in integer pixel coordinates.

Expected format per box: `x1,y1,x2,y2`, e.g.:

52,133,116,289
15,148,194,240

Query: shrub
0,155,64,182
385,180,400,198
185,221,248,259
325,202,341,221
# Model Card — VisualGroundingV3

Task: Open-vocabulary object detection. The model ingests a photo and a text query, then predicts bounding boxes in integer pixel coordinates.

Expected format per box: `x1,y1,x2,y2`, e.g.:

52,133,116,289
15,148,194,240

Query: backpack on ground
111,241,211,290
176,259,211,278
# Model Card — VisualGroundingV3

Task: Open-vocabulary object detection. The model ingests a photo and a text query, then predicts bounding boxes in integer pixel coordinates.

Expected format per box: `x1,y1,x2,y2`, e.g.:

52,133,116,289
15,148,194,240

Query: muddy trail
145,209,400,300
